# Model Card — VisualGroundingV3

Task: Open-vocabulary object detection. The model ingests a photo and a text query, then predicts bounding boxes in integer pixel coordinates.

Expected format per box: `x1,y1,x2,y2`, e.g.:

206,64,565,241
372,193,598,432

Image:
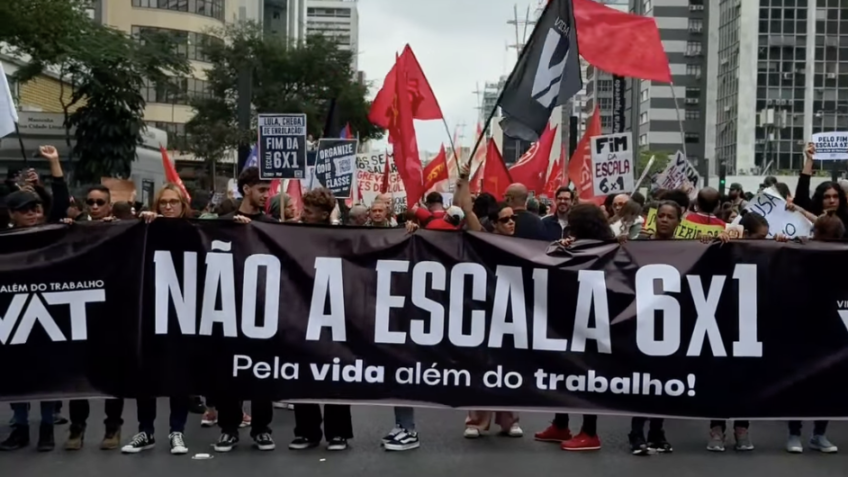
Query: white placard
354,151,407,214
812,132,848,160
656,150,701,199
744,188,813,238
590,132,634,197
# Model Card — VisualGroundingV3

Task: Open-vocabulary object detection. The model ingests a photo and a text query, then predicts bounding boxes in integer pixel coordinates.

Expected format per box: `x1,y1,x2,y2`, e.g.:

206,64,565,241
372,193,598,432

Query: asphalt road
1,401,847,477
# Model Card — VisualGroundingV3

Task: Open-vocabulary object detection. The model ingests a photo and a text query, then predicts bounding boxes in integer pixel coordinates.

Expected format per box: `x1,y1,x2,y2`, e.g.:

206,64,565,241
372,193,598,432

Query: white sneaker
506,423,523,437
381,426,403,445
463,427,481,439
169,432,188,455
121,432,155,454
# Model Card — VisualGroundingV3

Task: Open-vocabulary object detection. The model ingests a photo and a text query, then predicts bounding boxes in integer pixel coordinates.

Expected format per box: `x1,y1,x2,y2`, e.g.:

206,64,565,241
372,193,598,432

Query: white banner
812,132,848,160
744,188,813,239
655,150,700,199
355,151,407,214
590,132,634,196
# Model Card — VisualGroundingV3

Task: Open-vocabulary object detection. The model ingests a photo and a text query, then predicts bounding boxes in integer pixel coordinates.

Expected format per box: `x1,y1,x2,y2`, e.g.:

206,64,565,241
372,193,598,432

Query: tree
635,150,671,183
186,22,383,165
0,0,190,184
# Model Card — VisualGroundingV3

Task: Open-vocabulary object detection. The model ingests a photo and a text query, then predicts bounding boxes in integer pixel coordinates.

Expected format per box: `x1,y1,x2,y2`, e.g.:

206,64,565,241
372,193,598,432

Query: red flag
264,179,282,214
379,152,392,194
422,145,448,194
159,145,191,202
542,154,564,199
567,105,604,205
573,0,672,83
387,52,425,208
481,139,512,200
469,158,485,194
285,179,302,219
508,124,558,195
369,45,443,128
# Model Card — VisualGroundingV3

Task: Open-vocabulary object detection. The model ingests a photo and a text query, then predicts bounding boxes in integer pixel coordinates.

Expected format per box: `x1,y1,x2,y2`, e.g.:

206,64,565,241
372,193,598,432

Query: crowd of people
1,143,846,456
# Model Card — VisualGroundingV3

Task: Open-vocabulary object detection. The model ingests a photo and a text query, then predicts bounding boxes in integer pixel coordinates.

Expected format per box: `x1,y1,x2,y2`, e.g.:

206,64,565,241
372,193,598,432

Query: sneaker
169,432,188,455
463,427,481,439
326,437,348,451
0,425,30,451
629,432,649,456
381,426,403,445
503,423,523,437
647,430,673,453
734,428,754,451
54,414,69,425
121,432,155,454
101,428,121,450
534,424,572,443
809,434,837,453
213,433,239,453
200,410,218,427
288,436,320,450
253,433,275,451
786,435,803,453
64,427,85,451
561,432,601,451
384,430,419,451
707,427,725,452
37,424,55,452
240,412,251,428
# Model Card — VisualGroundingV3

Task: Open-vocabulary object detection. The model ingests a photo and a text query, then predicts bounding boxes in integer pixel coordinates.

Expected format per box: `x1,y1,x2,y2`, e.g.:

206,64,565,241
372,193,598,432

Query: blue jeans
11,402,58,426
394,407,415,431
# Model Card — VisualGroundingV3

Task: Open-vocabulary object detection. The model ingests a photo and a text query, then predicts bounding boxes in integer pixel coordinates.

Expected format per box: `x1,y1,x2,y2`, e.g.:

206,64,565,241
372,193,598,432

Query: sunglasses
497,215,517,224
159,199,181,208
86,198,107,207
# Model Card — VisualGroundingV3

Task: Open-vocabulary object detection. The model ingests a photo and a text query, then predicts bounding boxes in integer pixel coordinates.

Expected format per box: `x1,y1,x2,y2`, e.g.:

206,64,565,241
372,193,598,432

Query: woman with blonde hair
140,183,191,220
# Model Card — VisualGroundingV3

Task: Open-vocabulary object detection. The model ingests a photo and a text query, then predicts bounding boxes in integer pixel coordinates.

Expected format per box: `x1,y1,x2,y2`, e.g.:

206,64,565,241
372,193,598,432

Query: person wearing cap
4,190,43,228
729,183,747,209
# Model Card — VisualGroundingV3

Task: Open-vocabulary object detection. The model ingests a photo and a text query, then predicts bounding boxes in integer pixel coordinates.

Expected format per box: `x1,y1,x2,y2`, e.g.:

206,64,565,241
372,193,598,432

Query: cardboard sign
643,208,724,239
744,188,813,238
590,132,634,196
656,150,700,200
812,132,848,160
257,113,307,179
355,151,407,214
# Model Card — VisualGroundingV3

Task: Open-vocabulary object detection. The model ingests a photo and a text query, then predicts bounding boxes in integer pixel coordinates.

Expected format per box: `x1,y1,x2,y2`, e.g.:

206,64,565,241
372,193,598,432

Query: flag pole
464,0,556,168
668,82,689,159
441,118,459,173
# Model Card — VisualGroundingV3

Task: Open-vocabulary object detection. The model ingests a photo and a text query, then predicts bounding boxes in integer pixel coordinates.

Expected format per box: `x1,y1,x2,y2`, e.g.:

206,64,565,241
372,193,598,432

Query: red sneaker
534,425,572,442
561,432,601,451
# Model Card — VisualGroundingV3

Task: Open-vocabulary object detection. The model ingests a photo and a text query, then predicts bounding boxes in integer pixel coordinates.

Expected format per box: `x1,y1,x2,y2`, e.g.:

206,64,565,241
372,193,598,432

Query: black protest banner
3,221,848,419
315,138,357,198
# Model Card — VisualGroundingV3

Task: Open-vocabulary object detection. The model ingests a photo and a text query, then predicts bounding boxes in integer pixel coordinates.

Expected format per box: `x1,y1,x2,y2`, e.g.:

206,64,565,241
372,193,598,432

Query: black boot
0,425,30,451
37,424,55,452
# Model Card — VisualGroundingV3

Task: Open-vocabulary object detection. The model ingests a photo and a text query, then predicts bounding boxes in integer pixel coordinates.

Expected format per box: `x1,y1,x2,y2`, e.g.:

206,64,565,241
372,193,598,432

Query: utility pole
506,4,535,60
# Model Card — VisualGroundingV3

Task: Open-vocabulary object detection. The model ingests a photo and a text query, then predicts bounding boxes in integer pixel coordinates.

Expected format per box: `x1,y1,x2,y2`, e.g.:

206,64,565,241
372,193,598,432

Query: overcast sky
357,0,542,154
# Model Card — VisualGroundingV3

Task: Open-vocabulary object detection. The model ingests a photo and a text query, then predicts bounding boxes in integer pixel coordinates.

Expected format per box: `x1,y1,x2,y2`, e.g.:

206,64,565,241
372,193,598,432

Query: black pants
788,420,828,436
136,397,189,435
553,413,598,437
217,399,272,436
631,417,663,435
69,399,124,431
293,404,353,442
710,420,749,431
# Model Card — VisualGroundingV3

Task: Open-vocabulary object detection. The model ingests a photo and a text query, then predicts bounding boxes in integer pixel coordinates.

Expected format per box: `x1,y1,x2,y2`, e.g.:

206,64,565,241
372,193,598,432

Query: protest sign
812,131,848,160
314,139,357,198
643,208,724,239
257,113,307,180
355,151,407,213
656,151,700,199
745,188,813,238
591,133,634,196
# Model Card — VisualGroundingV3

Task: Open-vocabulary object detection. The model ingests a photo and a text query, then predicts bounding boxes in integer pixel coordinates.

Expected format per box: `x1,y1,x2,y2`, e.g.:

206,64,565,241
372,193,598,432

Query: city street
1,401,847,476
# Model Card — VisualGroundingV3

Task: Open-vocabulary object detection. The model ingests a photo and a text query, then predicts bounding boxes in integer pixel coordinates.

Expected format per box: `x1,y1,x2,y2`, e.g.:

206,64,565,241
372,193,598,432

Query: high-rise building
626,0,709,173
711,0,848,174
262,0,308,42
306,0,359,71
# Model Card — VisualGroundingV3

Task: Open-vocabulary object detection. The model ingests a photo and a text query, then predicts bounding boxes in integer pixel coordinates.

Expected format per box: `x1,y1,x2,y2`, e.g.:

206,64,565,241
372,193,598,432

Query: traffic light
718,161,727,195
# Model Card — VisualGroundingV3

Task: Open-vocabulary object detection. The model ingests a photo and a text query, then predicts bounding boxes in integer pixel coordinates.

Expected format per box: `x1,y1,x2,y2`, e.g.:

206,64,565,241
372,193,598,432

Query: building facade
626,0,709,175
262,0,308,42
305,0,359,71
712,0,848,174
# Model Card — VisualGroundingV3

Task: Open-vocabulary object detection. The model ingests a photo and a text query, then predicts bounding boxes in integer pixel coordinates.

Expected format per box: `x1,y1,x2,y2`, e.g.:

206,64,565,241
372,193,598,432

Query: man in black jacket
542,186,574,241
504,183,545,240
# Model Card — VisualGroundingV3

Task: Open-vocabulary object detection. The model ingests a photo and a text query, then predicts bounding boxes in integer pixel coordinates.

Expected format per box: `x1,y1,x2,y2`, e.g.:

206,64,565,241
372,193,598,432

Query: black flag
498,0,582,142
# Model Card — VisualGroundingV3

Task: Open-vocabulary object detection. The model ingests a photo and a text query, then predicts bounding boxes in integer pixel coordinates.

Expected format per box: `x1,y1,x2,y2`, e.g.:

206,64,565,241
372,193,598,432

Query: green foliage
187,23,382,163
636,150,671,180
0,0,190,184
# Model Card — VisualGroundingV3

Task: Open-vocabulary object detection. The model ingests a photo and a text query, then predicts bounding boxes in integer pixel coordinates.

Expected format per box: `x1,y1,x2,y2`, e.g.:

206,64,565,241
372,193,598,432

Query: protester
685,188,726,227
367,200,392,227
112,201,135,220
541,186,573,240
81,185,114,221
729,183,748,209
472,192,498,232
609,199,644,240
611,193,629,217
347,204,369,226
218,167,273,224
504,183,543,240
526,197,540,215
535,203,610,451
